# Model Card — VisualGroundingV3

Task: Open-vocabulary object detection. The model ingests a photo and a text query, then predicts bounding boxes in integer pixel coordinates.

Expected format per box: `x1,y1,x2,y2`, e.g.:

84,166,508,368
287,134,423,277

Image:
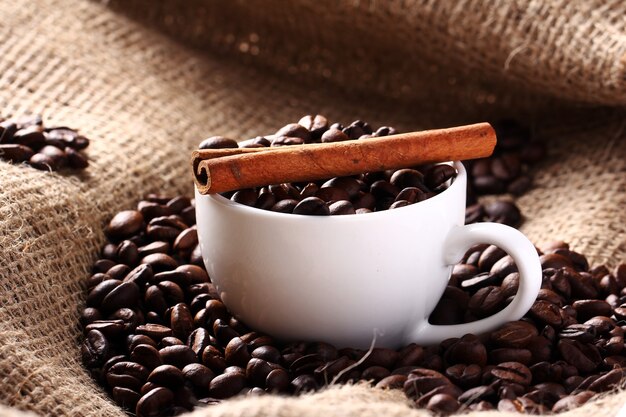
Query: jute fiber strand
0,1,623,417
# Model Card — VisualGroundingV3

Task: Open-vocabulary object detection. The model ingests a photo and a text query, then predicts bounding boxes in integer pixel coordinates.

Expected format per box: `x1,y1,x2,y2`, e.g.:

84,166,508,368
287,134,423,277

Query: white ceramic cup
195,161,542,349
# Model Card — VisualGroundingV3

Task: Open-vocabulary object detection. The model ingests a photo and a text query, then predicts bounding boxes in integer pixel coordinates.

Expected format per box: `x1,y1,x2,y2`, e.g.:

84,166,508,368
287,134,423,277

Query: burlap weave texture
0,1,624,417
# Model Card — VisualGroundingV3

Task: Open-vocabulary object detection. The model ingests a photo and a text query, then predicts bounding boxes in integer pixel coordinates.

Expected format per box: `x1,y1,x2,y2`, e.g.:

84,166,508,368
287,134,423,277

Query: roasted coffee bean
298,115,328,138
182,363,214,389
209,372,246,399
444,334,488,367
135,324,173,341
159,345,197,368
147,364,185,387
101,282,140,313
328,200,356,215
315,186,350,202
87,279,122,307
490,321,538,348
170,303,194,341
85,320,125,339
529,300,563,327
424,164,456,190
558,339,602,373
0,144,34,162
291,374,318,393
376,374,408,390
572,299,612,322
484,200,522,227
106,211,144,240
490,362,532,385
445,364,482,388
225,337,251,367
198,136,238,149
202,345,227,373
141,253,178,272
136,387,174,417
131,344,162,370
107,361,149,391
552,391,595,412
314,356,356,384
404,368,452,398
107,264,132,280
82,329,110,367
292,197,329,215
275,123,311,142
112,386,141,410
426,393,460,414
272,136,305,146
468,286,505,317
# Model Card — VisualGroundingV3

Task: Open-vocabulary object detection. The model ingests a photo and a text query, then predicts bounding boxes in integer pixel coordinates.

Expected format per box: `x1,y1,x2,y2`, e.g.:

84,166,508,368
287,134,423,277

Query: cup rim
200,161,466,221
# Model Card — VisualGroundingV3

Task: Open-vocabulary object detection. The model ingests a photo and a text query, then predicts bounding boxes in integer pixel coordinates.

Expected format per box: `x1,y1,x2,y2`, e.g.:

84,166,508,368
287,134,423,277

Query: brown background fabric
0,0,624,416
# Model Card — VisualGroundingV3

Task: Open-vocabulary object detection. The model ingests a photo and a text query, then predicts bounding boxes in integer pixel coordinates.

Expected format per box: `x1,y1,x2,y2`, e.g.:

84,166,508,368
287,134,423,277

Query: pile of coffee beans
199,117,456,215
198,116,535,225
81,194,626,416
0,114,89,171
463,119,546,227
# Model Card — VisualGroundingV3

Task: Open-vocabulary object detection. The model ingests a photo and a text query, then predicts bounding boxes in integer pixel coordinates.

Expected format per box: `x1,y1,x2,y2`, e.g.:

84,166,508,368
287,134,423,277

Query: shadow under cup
195,161,475,349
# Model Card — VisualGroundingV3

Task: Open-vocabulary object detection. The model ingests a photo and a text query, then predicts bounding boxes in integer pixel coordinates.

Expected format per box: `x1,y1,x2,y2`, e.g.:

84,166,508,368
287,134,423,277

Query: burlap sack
0,1,624,417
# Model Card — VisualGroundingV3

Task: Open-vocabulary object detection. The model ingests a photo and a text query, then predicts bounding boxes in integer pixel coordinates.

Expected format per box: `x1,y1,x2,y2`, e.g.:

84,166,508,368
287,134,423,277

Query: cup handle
407,222,542,345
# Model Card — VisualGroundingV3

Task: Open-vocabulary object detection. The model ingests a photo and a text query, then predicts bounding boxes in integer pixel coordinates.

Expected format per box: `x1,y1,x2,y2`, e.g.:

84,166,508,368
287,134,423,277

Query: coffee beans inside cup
199,119,457,216
0,114,90,171
198,116,540,226
82,191,626,416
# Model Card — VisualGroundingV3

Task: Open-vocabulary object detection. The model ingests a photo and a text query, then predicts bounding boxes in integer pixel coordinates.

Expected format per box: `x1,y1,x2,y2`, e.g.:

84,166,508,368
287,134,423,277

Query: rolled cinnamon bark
191,123,496,195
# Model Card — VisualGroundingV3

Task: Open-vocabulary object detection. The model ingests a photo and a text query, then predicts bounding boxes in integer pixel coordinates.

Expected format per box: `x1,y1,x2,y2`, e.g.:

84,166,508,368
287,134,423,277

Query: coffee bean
286,375,315,394
0,144,35,162
426,393,460,414
490,321,538,348
468,286,505,317
490,362,532,385
292,197,329,215
107,211,144,240
225,337,251,367
558,339,602,373
182,363,214,390
529,300,563,327
107,361,149,390
141,253,178,272
572,299,612,322
112,386,140,410
271,136,305,146
444,335,488,367
198,136,238,149
131,344,162,370
424,164,456,190
147,364,185,388
81,329,110,367
275,123,311,142
404,368,452,398
87,279,121,307
170,303,194,341
209,372,246,399
552,391,595,412
136,324,173,341
159,345,197,368
483,200,522,227
101,281,140,313
445,364,481,388
298,115,328,138
136,387,174,417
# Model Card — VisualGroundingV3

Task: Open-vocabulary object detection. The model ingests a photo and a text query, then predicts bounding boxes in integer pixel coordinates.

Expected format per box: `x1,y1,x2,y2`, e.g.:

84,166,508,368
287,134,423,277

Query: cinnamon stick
191,123,496,195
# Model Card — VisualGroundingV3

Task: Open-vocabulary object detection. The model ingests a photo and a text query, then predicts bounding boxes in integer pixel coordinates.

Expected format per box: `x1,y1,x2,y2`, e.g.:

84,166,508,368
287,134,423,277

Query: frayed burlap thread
0,1,624,417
